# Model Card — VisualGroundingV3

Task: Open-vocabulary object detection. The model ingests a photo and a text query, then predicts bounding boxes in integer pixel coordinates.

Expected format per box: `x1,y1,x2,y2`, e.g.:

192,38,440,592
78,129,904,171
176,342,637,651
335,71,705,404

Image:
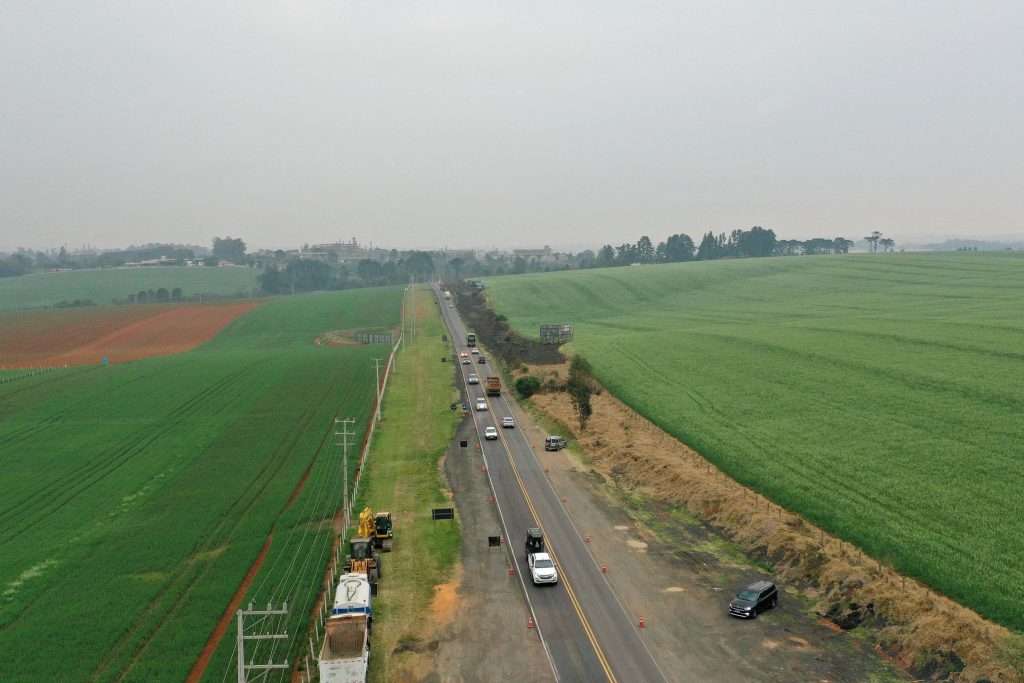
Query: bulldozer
356,507,393,552
344,537,381,595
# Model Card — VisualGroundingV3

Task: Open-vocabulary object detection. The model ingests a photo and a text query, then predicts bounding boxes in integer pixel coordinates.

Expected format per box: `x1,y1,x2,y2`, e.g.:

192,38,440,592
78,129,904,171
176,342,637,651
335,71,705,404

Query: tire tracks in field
0,361,263,545
91,360,349,683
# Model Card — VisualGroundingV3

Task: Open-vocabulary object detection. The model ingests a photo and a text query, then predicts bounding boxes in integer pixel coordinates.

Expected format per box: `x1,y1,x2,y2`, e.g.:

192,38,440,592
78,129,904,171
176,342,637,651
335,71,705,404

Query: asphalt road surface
433,286,669,683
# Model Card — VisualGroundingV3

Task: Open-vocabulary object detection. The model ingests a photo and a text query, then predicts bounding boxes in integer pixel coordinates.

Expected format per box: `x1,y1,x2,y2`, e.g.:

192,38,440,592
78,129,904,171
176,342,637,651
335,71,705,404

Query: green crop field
0,287,402,682
0,266,260,310
486,251,1024,631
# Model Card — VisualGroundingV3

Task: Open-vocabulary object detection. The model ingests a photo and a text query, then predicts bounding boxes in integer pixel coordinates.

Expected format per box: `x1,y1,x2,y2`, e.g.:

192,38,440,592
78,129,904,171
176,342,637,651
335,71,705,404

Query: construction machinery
356,507,393,552
344,538,382,595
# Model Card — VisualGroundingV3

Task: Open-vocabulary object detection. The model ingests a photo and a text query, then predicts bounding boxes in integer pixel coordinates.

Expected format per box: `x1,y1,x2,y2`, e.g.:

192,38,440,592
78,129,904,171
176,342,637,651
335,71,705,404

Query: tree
880,238,895,252
171,287,183,302
404,251,435,279
864,231,883,253
738,226,777,258
155,287,170,303
615,243,637,266
636,236,655,264
515,376,542,399
696,231,720,260
212,236,247,262
257,265,287,294
832,237,853,254
287,259,332,292
663,233,695,262
597,245,615,267
137,290,148,303
566,355,595,431
449,257,465,279
356,259,382,286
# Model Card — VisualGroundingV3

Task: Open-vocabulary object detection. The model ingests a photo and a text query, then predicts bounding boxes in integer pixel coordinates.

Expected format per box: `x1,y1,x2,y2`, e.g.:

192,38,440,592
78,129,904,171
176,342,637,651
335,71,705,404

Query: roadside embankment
517,361,1023,683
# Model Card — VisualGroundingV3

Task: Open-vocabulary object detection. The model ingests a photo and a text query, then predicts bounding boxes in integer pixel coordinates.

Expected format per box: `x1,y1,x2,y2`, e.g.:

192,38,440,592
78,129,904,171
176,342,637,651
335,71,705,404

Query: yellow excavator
356,507,393,552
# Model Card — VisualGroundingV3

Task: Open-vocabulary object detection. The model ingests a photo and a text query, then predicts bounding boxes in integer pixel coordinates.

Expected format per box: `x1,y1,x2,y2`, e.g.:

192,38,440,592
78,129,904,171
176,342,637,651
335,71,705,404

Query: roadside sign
432,508,455,520
488,536,501,547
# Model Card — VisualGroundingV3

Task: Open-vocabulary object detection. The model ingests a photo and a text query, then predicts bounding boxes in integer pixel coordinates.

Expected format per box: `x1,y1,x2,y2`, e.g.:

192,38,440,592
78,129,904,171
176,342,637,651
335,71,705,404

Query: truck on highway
319,572,371,683
467,332,476,346
485,376,501,396
444,290,451,299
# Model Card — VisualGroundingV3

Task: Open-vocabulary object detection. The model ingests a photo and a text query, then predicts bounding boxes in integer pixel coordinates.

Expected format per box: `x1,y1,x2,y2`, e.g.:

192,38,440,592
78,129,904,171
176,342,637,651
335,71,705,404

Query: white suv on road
467,374,479,384
528,553,558,585
484,426,498,440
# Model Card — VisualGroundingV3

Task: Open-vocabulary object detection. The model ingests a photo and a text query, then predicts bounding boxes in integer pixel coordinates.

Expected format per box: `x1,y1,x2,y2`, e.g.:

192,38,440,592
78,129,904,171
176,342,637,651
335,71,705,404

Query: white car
475,399,488,411
467,374,479,385
471,348,480,355
462,357,471,365
484,426,498,440
501,417,515,428
528,553,558,585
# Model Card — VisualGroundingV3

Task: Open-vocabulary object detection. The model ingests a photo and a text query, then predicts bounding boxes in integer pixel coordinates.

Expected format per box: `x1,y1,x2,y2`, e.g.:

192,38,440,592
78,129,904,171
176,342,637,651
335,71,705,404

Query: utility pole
335,418,356,531
236,602,289,683
372,359,383,422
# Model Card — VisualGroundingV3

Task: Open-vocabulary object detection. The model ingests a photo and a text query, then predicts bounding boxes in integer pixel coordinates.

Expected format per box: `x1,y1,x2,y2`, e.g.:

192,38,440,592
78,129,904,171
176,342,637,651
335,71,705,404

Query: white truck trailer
319,572,372,683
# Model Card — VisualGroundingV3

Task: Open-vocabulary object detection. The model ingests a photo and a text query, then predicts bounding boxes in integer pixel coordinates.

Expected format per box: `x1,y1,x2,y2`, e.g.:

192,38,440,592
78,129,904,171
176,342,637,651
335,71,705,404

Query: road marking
493,410,617,683
438,291,561,682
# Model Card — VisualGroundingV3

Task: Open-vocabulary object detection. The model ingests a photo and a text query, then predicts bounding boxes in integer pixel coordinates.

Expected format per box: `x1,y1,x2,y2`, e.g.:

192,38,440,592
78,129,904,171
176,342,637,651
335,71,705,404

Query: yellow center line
491,398,618,683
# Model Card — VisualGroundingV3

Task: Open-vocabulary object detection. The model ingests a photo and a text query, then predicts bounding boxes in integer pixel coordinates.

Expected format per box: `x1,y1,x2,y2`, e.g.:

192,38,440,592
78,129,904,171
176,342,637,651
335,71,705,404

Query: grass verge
354,287,462,682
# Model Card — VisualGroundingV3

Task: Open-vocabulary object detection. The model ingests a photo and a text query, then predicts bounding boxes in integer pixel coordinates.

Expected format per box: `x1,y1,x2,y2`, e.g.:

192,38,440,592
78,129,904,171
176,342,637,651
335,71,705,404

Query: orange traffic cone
481,464,487,472
601,563,607,573
508,564,515,576
585,534,591,543
639,617,645,628
488,495,494,504
527,616,535,628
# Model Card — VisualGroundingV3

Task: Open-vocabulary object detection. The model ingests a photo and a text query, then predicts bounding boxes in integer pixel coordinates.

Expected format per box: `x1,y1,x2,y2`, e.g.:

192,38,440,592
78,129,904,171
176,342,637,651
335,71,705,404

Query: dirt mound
0,301,261,368
524,361,1022,683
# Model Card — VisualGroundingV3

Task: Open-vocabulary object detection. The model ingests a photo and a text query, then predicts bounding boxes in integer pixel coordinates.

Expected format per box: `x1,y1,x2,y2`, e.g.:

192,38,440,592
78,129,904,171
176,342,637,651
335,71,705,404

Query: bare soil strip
186,533,275,683
2,301,261,368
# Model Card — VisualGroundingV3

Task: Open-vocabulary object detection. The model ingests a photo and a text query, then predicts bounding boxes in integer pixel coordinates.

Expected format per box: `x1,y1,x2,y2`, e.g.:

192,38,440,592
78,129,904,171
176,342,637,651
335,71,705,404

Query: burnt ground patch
449,281,564,365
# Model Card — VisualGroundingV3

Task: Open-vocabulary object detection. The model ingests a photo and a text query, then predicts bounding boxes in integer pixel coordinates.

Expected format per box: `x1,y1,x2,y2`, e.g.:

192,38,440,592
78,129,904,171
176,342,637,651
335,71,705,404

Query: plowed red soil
0,301,261,367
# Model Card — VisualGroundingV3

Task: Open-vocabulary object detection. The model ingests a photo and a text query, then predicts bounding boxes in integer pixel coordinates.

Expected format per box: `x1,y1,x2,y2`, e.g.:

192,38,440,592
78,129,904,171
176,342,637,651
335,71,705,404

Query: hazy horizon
3,2,1022,253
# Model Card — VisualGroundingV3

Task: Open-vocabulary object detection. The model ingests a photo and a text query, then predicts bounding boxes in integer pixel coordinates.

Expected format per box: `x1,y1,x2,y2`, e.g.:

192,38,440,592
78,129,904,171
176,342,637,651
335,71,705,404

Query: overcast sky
2,2,1022,252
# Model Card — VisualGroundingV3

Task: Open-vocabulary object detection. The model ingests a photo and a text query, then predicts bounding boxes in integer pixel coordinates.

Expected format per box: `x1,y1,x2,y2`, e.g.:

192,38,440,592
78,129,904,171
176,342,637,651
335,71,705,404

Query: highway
433,285,669,683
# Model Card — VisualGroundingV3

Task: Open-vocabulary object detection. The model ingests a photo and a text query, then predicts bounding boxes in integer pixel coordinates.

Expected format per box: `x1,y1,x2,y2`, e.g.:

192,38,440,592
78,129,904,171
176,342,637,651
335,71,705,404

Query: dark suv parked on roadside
728,580,778,618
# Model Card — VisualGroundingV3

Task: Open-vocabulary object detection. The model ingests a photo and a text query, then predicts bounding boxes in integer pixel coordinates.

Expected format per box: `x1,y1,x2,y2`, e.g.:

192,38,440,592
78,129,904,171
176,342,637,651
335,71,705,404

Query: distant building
312,237,389,263
513,245,555,263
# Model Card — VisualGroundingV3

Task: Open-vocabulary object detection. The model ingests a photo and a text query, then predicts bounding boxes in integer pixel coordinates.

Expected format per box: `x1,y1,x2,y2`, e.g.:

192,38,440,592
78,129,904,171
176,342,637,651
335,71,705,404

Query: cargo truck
319,572,371,683
467,333,476,346
485,376,501,396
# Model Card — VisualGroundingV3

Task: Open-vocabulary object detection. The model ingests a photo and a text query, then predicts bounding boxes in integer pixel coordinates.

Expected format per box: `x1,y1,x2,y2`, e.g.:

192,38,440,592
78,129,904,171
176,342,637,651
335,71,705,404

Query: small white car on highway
501,417,515,428
484,426,498,440
475,398,488,411
528,553,558,585
471,348,480,354
467,374,479,384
